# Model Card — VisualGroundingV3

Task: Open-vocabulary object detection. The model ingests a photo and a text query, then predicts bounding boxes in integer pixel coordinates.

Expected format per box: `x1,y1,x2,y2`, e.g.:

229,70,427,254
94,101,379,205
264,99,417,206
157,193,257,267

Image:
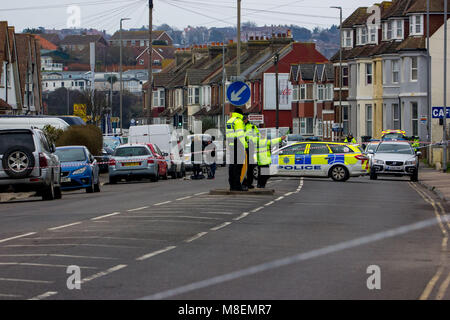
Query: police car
270,142,368,182
381,130,407,141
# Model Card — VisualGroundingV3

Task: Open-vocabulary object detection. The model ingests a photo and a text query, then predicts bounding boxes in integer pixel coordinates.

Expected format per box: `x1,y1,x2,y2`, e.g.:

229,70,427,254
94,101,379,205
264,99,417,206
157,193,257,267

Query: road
0,168,448,300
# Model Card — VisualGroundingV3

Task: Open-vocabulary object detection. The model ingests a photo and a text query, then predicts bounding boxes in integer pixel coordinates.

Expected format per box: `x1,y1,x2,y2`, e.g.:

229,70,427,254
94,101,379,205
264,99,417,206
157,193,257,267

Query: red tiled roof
34,34,58,51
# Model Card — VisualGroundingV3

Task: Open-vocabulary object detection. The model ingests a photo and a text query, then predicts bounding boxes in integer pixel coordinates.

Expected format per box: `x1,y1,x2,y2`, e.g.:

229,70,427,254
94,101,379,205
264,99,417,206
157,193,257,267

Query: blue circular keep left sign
227,81,251,106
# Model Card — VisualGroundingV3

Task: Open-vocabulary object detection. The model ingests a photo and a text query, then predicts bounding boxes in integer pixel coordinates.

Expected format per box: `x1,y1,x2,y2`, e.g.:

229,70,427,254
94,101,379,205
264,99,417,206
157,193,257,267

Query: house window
317,85,324,101
366,104,373,137
300,118,314,135
61,82,65,87
411,102,418,136
317,119,323,136
153,90,159,106
357,63,360,85
396,20,403,38
366,63,373,85
188,87,200,105
411,57,418,81
300,84,306,100
342,106,349,135
392,60,400,83
357,27,368,45
139,59,144,65
292,85,299,101
393,103,401,130
343,30,352,47
306,84,314,100
409,15,423,35
369,26,377,43
387,21,393,39
342,67,349,87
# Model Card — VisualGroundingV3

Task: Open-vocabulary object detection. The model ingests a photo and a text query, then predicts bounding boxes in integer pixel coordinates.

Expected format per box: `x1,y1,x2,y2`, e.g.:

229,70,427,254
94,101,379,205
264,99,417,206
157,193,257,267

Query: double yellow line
409,182,450,300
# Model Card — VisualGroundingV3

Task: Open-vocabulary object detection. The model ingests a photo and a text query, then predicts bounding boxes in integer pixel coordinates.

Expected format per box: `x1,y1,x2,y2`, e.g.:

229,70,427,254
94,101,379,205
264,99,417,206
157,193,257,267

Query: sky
0,0,378,34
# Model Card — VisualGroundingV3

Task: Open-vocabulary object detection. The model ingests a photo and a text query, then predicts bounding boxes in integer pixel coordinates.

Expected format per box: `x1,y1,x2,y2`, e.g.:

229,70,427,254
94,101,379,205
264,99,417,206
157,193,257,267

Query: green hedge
56,125,103,156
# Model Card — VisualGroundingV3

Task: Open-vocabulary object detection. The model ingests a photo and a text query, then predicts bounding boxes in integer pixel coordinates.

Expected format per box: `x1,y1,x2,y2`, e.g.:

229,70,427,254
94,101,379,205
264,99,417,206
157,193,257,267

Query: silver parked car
368,141,420,181
108,144,159,184
0,128,62,200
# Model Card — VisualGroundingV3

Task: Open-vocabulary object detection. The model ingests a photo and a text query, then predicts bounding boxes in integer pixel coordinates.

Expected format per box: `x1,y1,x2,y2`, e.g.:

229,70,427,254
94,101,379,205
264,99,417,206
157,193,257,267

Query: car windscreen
55,148,86,162
383,133,405,140
104,137,121,150
0,132,36,154
376,144,413,155
366,144,379,153
114,147,149,157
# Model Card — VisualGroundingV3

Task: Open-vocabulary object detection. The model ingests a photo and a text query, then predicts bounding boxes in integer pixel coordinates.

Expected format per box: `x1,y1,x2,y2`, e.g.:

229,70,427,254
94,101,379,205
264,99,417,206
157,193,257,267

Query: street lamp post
444,0,448,172
120,17,130,135
331,6,343,140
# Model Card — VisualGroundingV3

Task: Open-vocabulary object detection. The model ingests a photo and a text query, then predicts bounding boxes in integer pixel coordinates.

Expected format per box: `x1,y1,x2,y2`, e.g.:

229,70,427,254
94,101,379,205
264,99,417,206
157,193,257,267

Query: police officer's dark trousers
228,138,245,190
257,165,270,188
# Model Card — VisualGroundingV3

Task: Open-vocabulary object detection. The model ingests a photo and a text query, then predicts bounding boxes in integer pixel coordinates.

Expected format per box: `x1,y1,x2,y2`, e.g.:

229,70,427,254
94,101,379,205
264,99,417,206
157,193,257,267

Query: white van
128,124,185,179
0,117,70,130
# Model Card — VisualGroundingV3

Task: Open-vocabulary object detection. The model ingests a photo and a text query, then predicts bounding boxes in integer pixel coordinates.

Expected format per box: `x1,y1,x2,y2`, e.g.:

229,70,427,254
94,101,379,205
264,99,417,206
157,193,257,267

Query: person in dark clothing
207,137,216,179
191,136,204,179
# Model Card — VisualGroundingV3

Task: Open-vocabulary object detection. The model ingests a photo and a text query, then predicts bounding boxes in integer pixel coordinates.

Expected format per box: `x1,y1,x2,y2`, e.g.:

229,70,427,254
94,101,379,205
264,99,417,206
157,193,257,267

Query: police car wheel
330,165,349,182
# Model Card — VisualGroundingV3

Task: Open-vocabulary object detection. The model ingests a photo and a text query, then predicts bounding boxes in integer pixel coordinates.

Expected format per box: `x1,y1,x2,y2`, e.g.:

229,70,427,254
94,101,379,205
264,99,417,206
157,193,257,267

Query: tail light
109,158,116,166
39,153,48,168
354,155,368,161
147,157,155,164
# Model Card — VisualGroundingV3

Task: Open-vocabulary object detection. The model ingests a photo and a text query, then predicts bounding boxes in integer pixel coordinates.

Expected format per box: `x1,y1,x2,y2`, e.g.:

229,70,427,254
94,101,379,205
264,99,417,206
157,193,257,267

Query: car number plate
123,162,140,167
386,166,402,171
61,177,71,183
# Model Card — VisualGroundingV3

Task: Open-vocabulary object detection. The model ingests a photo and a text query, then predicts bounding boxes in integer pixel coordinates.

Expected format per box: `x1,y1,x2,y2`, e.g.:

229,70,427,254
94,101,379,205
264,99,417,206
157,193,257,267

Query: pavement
419,166,450,202
0,167,448,300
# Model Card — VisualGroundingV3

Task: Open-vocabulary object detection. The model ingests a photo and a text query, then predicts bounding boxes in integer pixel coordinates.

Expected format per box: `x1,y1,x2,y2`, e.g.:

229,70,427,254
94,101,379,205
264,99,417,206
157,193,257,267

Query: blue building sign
432,107,450,119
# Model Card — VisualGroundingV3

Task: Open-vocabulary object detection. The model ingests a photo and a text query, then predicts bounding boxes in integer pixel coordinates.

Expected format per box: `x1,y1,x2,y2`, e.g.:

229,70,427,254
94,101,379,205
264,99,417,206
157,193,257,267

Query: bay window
409,15,423,35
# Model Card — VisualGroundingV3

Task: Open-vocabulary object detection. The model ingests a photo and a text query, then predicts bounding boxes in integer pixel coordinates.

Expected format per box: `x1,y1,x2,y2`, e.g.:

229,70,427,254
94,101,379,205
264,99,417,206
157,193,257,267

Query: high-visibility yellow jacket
256,137,282,166
412,139,420,150
245,123,259,145
344,137,357,144
226,113,247,148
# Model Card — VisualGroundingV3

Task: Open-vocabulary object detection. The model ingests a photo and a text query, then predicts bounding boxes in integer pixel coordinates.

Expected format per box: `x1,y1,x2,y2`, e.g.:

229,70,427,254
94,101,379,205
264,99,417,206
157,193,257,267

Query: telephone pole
275,53,279,130
443,0,448,172
120,17,130,135
237,0,241,76
147,0,154,124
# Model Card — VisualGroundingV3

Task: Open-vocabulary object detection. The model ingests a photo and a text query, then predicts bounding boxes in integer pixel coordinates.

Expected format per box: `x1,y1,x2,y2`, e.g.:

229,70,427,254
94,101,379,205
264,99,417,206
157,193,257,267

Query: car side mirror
368,150,374,154
416,151,422,156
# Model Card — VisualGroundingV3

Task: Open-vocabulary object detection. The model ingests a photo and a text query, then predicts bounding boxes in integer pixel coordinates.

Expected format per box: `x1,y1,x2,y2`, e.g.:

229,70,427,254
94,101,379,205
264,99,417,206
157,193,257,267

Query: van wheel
330,165,349,182
3,146,35,179
42,179,55,201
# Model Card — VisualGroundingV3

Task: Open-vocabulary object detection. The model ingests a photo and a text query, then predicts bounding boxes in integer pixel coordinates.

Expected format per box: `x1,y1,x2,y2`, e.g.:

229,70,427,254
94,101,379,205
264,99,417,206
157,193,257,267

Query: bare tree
77,89,108,127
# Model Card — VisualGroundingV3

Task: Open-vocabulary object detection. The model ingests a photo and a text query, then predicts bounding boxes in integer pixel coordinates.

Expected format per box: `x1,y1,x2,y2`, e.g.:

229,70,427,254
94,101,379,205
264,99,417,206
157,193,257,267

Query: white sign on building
263,73,293,111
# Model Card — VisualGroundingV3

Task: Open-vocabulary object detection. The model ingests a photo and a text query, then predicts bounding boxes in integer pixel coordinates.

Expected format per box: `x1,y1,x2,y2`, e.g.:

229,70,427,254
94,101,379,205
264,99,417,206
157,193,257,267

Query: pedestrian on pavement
256,131,286,189
191,136,204,180
206,137,216,179
243,114,259,189
344,133,357,144
226,107,248,191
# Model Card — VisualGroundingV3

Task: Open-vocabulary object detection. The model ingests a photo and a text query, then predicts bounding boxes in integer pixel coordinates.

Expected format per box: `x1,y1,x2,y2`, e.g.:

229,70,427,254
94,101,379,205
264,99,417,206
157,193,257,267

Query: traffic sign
227,81,251,106
248,114,264,124
432,107,450,119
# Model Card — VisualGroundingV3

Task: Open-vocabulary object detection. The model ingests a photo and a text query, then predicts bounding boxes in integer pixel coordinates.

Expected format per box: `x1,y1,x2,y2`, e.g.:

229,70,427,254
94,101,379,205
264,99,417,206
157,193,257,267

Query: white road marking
154,201,172,206
115,215,220,220
0,262,97,269
233,212,250,221
0,232,36,244
48,222,82,231
0,293,21,298
136,246,177,261
5,244,139,249
251,207,264,213
0,277,52,284
141,215,448,300
210,222,232,231
81,264,127,284
0,254,116,260
264,201,274,207
194,192,208,196
275,196,284,201
176,196,192,201
285,192,294,196
29,291,58,300
185,232,208,243
127,206,149,212
91,212,121,221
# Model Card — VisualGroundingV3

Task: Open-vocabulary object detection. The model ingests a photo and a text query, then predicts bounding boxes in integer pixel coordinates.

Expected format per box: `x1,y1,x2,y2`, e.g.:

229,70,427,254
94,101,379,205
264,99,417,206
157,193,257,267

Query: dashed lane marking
0,254,117,260
264,201,274,207
4,243,140,249
0,277,53,284
91,212,121,221
194,192,208,196
0,262,97,269
176,196,192,201
0,293,21,298
210,222,232,231
29,291,58,300
233,212,250,221
251,207,264,213
0,232,36,244
275,196,284,202
185,232,208,243
80,264,127,284
154,201,172,206
136,246,177,261
115,215,220,220
127,207,149,212
48,222,82,231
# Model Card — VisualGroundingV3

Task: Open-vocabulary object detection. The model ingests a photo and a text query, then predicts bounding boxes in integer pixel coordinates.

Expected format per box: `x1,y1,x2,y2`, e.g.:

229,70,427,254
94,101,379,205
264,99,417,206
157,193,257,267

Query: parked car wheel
2,146,35,179
109,176,117,184
410,169,419,182
370,169,378,180
42,178,55,201
330,165,349,182
94,179,101,192
86,176,94,193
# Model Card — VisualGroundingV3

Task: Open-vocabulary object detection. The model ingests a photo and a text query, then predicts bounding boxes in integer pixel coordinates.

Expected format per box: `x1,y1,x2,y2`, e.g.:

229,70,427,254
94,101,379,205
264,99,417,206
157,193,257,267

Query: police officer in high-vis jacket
256,132,286,188
243,115,259,189
226,107,248,191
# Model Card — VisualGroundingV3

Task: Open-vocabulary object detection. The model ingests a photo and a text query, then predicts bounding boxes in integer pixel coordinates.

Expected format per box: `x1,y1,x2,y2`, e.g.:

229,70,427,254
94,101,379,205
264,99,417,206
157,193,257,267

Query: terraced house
0,21,43,115
332,0,450,145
